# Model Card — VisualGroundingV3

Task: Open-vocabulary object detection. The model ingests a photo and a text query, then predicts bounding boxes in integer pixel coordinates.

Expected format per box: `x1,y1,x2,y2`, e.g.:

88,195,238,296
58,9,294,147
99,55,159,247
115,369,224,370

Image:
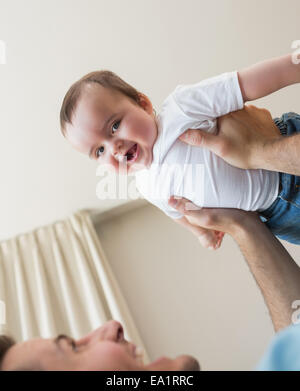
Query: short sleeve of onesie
172,71,244,127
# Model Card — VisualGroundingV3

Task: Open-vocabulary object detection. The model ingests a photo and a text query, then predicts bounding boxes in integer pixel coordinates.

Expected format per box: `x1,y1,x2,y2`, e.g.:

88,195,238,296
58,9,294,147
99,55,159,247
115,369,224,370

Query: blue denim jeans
259,112,300,245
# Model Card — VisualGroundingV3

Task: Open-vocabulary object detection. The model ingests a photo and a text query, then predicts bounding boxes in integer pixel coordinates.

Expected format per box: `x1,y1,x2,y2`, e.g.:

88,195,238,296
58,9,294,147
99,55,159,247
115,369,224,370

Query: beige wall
95,204,300,371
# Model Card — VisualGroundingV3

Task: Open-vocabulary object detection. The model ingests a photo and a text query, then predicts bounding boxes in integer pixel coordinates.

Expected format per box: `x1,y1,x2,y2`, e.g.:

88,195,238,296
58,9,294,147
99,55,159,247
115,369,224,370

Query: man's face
65,84,158,174
1,320,200,371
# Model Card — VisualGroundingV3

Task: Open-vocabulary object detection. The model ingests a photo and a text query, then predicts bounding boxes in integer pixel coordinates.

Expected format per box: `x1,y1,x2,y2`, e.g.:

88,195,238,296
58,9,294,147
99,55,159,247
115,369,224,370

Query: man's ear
138,93,153,114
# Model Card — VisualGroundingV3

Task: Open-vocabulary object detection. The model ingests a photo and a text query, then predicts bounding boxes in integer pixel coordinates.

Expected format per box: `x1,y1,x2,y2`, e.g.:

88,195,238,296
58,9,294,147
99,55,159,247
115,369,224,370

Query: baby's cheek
130,114,156,143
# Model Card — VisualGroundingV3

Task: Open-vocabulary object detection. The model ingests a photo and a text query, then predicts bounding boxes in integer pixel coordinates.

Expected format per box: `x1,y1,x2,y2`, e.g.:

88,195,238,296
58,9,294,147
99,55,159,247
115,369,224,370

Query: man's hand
179,105,281,170
169,196,300,332
169,196,256,236
174,215,225,250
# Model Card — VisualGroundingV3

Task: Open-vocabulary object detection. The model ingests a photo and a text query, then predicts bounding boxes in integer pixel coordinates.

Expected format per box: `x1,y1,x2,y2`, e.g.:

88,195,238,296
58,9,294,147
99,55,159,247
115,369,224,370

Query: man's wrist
250,135,282,171
248,141,265,169
228,212,262,240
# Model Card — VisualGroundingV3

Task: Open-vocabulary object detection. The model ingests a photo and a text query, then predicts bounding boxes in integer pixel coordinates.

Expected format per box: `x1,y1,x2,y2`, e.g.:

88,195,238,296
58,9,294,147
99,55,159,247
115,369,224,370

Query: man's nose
104,320,124,342
93,320,124,342
76,320,125,346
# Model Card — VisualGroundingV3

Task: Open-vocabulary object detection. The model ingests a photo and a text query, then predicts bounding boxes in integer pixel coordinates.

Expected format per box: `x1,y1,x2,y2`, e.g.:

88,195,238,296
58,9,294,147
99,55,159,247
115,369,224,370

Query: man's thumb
179,129,218,151
168,196,201,215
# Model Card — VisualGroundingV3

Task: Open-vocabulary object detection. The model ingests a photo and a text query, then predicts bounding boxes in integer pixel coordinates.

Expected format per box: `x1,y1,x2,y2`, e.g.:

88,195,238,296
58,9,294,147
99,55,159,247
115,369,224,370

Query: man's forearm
256,133,300,176
231,216,300,332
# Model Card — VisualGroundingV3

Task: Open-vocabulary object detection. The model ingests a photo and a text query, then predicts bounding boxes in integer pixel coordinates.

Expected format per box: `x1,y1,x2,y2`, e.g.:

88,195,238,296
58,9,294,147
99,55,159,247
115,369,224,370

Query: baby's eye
95,145,105,158
112,120,120,134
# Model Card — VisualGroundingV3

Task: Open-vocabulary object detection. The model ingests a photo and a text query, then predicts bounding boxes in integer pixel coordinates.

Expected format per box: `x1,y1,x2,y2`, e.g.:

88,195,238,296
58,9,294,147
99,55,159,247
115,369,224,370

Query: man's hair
0,335,15,370
60,70,142,136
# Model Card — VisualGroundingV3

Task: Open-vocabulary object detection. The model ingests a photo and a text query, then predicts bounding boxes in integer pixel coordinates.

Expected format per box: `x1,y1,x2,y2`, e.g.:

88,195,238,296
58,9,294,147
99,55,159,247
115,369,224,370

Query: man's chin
174,355,200,371
145,355,200,371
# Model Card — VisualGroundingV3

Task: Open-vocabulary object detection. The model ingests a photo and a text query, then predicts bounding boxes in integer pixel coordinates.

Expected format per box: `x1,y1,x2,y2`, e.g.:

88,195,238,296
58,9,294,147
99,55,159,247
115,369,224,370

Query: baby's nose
112,141,126,161
111,140,122,155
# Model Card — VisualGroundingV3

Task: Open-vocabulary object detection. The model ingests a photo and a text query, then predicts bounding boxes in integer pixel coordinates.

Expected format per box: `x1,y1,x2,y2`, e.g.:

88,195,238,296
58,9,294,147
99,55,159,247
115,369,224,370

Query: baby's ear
138,93,153,113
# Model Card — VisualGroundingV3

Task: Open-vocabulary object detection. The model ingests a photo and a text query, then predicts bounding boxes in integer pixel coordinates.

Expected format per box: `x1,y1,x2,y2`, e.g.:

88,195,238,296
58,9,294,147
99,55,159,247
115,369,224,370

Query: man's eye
112,120,120,134
69,339,78,352
96,146,105,158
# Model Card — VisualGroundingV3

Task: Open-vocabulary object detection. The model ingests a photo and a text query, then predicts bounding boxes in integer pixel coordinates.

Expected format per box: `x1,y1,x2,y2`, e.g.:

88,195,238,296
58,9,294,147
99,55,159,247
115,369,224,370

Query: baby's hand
197,229,225,250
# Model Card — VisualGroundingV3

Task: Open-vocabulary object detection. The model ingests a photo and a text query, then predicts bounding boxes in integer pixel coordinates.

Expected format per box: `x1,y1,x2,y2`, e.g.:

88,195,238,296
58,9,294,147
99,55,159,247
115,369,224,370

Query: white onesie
134,71,279,219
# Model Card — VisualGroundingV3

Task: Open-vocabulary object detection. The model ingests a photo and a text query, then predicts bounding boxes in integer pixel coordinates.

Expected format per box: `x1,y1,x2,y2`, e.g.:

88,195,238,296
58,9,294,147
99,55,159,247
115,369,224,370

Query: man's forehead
2,337,55,369
14,337,55,355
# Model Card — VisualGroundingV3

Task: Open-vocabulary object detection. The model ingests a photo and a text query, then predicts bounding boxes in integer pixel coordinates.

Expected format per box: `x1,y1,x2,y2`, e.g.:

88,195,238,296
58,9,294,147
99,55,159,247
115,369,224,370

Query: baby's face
65,84,158,174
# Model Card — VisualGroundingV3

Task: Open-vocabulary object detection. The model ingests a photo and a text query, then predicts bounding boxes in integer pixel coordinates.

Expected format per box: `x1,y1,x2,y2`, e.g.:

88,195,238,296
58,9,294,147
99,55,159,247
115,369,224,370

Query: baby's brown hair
60,70,142,136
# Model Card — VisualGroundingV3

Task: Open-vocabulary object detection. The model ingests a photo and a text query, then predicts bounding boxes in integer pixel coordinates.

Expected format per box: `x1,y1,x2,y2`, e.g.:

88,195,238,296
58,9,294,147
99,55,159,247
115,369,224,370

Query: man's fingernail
169,197,178,207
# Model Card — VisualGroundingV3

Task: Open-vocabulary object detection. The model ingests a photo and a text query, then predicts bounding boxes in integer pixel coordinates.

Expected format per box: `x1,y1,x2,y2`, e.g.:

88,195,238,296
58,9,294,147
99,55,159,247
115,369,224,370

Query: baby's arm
238,54,300,102
174,216,224,250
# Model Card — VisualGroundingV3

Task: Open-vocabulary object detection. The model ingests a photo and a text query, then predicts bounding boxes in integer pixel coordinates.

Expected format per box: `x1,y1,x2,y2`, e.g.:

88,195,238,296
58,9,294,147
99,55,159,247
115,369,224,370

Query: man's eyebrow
88,113,116,159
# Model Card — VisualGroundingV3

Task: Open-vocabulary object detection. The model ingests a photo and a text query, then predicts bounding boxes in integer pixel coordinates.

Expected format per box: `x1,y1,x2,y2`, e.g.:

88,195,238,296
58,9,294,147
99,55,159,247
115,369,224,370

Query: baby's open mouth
125,143,138,162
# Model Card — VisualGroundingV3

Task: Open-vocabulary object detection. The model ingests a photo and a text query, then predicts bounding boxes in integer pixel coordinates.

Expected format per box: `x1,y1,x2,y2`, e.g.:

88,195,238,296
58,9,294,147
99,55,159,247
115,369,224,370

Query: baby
60,54,300,249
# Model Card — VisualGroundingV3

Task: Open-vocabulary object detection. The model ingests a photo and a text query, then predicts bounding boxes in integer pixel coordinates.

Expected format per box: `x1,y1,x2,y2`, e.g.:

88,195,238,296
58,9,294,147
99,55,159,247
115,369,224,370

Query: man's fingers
232,105,272,123
246,104,271,116
231,105,281,137
215,231,225,249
